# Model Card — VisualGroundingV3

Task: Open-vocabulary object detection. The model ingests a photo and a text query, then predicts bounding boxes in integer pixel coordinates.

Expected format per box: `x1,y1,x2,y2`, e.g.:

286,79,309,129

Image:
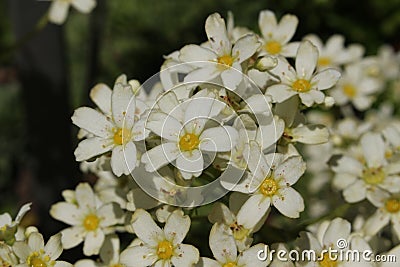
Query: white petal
295,41,318,80
28,232,44,251
12,241,30,261
242,94,272,114
83,229,105,256
363,209,390,237
141,143,179,172
176,150,203,174
179,45,216,64
281,42,300,57
343,180,366,203
171,244,200,267
195,257,220,267
45,233,63,260
74,137,113,161
73,260,97,267
71,0,96,13
99,234,120,264
221,65,243,90
111,142,137,176
361,132,385,168
208,202,235,225
75,183,96,209
332,173,357,190
50,202,82,226
272,187,304,218
205,13,231,56
119,245,158,267
131,119,148,141
98,203,122,227
60,227,85,249
184,96,215,129
112,83,136,129
54,261,73,267
48,1,69,25
184,66,220,83
237,243,270,266
323,218,351,250
330,156,363,177
164,211,190,244
232,34,260,63
290,124,329,144
89,83,112,115
299,90,325,106
258,10,277,39
275,14,298,44
209,223,237,263
274,156,306,185
71,107,113,138
200,126,238,152
237,194,270,229
131,209,163,246
266,84,297,103
269,56,297,82
311,69,341,90
147,112,182,142
156,91,181,114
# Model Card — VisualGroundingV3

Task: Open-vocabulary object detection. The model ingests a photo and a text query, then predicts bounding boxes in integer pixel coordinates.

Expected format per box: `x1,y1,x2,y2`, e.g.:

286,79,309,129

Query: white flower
119,209,199,267
48,0,96,25
267,40,341,107
234,142,305,221
363,191,400,240
142,91,238,180
0,243,18,266
72,80,148,176
179,13,260,90
304,34,364,70
13,232,72,267
331,132,400,204
330,63,382,111
0,203,31,245
197,223,269,267
258,10,299,58
50,183,123,256
208,199,268,252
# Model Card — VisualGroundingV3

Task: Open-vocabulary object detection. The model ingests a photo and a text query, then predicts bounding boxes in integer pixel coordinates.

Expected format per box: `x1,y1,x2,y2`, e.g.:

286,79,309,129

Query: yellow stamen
179,133,200,151
223,262,238,267
385,199,400,213
157,240,174,260
342,84,357,98
318,57,331,67
319,252,338,267
83,214,100,231
113,128,132,145
260,177,279,196
363,167,385,185
292,79,311,93
264,41,281,55
229,222,249,241
217,55,234,69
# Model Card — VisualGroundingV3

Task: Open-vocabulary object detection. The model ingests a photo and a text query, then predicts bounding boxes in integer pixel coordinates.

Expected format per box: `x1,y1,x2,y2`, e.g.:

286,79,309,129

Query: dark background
0,0,399,247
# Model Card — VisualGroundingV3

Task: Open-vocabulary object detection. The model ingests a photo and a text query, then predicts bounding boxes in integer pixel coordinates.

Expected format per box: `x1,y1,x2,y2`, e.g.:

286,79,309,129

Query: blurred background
0,0,399,249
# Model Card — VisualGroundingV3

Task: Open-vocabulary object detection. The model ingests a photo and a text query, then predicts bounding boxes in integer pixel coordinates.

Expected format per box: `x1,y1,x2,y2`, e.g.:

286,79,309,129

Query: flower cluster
3,8,400,267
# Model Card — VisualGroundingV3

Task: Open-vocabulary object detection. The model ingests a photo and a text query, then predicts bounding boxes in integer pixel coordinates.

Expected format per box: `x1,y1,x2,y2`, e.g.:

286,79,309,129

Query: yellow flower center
27,251,54,267
319,252,338,267
260,177,279,196
157,240,174,260
318,57,332,67
179,133,200,151
229,222,249,241
223,262,238,267
385,199,400,213
217,55,234,69
363,167,385,185
113,128,132,145
292,79,311,93
83,214,100,231
264,41,281,55
111,264,124,267
342,84,357,98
